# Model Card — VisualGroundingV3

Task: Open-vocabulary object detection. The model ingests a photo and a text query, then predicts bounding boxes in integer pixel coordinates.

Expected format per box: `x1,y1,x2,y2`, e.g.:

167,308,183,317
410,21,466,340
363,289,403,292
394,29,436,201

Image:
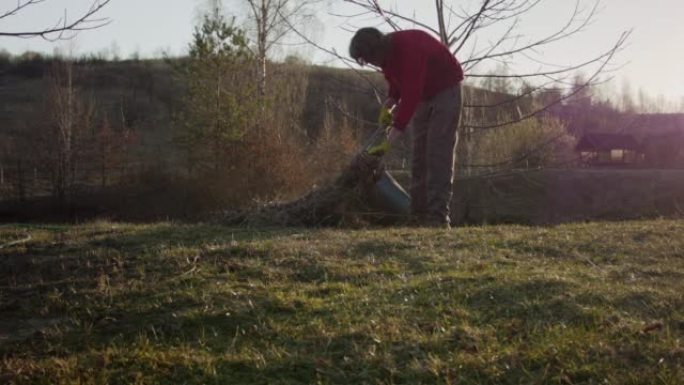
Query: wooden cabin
576,133,644,167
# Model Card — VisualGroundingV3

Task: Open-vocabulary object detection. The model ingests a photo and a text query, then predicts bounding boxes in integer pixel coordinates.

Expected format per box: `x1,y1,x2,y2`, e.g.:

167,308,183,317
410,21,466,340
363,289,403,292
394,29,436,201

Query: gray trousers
409,84,462,225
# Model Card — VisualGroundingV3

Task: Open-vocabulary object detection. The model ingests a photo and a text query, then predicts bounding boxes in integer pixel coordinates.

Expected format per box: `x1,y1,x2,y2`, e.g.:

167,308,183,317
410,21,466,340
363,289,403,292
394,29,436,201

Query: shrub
472,116,577,170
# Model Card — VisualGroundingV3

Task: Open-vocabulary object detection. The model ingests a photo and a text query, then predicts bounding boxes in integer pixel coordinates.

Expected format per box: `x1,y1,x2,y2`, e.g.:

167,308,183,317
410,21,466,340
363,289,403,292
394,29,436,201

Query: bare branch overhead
337,0,629,114
0,0,112,41
276,6,384,103
464,30,630,130
331,0,631,176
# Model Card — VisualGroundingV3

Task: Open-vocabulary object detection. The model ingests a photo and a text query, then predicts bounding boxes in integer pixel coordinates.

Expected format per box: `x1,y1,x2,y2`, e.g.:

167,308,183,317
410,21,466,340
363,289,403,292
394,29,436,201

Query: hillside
0,58,518,158
1,219,683,383
2,57,682,142
0,59,382,150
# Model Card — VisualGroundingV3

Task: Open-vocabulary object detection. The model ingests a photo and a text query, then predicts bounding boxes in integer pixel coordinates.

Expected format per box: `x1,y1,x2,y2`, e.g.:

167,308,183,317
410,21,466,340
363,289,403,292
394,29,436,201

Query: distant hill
0,59,384,160
3,56,680,164
0,58,511,166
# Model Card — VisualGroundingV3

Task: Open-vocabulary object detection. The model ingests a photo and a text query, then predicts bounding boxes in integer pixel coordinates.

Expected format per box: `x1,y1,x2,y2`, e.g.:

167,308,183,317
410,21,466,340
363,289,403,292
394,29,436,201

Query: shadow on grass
3,225,682,384
0,223,309,289
2,266,671,384
0,224,311,353
88,224,309,250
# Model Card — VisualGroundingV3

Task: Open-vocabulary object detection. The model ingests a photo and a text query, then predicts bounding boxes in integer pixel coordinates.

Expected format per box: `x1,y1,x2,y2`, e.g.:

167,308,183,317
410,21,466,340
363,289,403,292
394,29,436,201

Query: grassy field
1,220,683,384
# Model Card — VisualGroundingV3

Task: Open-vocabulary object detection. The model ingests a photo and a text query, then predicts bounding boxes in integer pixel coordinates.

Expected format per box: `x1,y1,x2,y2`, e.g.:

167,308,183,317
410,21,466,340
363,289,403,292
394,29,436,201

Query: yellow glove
378,106,393,128
366,122,392,157
367,140,390,156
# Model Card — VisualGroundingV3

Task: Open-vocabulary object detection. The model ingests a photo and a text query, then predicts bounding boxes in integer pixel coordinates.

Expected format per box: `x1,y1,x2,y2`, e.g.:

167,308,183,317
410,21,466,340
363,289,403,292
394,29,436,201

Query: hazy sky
1,0,683,107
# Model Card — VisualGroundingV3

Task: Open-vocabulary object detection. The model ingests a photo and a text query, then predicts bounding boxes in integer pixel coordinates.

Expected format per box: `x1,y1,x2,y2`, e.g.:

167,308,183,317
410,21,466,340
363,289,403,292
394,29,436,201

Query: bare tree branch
466,34,628,80
340,0,611,84
0,0,46,21
328,0,631,176
277,6,384,104
451,0,493,53
460,19,520,72
342,0,434,34
464,30,630,130
242,0,322,96
0,0,111,41
460,0,596,67
464,76,564,108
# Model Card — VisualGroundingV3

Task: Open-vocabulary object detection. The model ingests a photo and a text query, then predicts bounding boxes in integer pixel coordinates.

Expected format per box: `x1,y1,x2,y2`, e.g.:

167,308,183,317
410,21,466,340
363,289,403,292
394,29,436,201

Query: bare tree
342,0,628,118
44,60,96,204
0,0,111,40
241,0,320,97
337,0,629,174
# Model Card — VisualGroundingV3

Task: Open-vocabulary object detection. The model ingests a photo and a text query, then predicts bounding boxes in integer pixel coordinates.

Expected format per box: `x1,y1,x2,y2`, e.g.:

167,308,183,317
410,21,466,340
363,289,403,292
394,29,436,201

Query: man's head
349,27,387,67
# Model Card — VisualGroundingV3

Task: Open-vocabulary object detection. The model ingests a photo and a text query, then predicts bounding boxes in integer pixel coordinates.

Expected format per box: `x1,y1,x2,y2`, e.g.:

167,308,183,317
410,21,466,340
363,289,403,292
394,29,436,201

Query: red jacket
381,30,464,131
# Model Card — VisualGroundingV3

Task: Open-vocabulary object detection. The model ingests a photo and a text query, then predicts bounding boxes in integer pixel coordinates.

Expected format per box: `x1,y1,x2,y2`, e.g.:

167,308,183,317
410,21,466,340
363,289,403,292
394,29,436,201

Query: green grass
1,219,683,384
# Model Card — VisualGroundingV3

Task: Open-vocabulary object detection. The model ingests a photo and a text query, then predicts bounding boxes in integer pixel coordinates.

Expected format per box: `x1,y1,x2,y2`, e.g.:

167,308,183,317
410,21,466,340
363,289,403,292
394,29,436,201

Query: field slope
1,220,683,384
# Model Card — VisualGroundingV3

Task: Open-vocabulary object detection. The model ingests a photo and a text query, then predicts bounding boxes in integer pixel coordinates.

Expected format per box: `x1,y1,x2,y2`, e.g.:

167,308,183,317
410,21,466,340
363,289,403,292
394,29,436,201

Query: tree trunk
259,48,267,99
215,57,222,173
258,0,268,99
101,153,107,188
32,167,38,196
16,159,25,204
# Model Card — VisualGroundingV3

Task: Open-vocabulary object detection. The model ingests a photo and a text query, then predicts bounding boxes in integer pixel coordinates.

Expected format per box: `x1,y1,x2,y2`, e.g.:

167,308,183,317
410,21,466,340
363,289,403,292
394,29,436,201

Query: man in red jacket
350,27,464,228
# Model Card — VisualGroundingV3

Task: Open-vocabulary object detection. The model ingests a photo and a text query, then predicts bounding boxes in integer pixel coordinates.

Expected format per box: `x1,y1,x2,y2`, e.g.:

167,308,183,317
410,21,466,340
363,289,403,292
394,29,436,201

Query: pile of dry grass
221,151,388,227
